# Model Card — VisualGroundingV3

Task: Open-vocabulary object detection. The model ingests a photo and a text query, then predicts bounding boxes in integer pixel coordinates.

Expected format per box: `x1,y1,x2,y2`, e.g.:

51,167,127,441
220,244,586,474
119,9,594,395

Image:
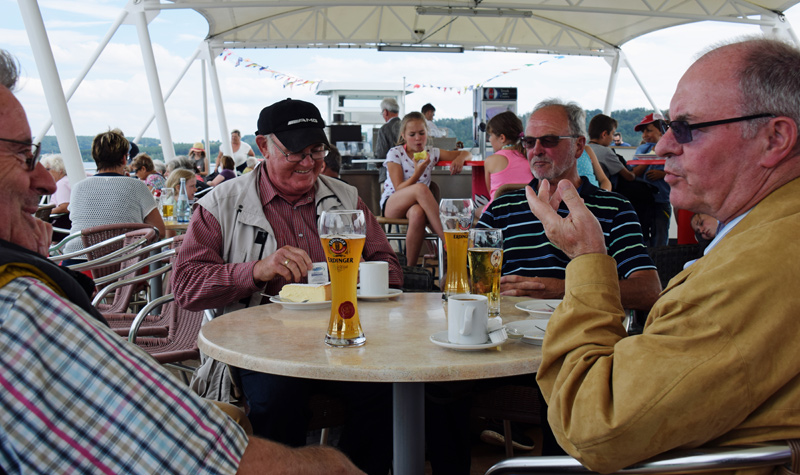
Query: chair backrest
35,203,56,221
646,243,703,288
80,223,157,280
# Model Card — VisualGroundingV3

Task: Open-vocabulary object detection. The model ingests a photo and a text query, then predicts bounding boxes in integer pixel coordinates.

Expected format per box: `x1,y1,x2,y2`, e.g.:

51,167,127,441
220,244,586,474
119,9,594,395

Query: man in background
612,132,630,146
422,103,448,137
528,37,800,473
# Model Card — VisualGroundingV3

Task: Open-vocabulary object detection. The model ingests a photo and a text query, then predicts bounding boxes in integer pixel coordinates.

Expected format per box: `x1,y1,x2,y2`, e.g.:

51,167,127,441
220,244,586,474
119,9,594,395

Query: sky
3,0,800,144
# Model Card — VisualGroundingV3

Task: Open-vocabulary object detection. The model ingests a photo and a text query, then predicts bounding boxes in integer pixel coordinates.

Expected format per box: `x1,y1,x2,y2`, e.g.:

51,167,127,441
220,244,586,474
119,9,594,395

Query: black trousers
239,370,393,475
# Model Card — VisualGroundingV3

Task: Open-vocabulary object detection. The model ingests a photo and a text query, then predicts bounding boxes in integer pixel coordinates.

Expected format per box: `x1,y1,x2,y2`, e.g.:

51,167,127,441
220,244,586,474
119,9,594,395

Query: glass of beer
319,210,366,348
468,228,503,316
439,198,474,299
161,188,174,221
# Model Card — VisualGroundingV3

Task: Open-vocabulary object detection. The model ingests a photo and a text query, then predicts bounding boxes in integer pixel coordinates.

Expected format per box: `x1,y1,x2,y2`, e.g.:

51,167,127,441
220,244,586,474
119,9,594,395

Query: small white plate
515,299,562,316
269,296,332,310
357,288,403,300
505,319,549,346
429,330,506,351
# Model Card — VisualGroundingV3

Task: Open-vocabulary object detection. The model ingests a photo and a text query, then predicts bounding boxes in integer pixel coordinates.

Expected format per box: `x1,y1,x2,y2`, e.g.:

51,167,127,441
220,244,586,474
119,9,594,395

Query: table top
198,293,542,383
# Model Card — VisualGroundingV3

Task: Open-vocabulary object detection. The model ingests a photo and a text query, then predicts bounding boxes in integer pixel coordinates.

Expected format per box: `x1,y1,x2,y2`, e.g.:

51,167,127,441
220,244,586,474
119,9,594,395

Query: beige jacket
537,177,800,474
199,167,357,313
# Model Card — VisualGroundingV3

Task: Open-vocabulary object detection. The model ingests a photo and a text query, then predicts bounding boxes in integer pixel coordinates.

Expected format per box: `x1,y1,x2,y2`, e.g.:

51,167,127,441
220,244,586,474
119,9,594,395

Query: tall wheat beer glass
319,210,366,347
439,199,474,299
468,228,504,316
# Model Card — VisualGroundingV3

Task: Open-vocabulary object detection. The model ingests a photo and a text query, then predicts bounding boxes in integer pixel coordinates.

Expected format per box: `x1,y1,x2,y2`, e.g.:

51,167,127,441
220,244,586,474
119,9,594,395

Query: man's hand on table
252,245,313,285
525,181,607,259
500,275,565,299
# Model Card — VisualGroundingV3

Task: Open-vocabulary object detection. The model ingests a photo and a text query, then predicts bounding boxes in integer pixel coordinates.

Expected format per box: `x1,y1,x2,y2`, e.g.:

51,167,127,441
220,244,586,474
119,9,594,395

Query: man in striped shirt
0,50,362,474
172,98,396,474
478,99,661,312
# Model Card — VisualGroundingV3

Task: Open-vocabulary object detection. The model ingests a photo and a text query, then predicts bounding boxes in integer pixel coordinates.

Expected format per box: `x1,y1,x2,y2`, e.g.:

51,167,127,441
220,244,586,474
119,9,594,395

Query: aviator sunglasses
521,135,582,149
657,113,775,144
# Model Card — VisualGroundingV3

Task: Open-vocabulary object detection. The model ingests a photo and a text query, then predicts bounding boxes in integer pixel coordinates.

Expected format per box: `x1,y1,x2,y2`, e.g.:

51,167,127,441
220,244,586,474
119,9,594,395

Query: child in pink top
483,111,533,210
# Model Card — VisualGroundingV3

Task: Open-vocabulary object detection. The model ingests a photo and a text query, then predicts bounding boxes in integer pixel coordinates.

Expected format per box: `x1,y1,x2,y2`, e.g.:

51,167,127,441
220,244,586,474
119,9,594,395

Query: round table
198,292,543,475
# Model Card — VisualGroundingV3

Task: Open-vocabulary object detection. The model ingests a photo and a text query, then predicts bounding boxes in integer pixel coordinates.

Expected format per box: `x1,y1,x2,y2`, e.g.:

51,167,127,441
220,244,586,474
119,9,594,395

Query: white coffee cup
447,294,489,345
359,261,389,297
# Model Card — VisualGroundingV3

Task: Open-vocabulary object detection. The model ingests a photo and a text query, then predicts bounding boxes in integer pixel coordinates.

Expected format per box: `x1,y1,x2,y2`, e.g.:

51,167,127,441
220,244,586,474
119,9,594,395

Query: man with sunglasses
527,38,800,473
632,113,672,247
478,99,661,312
172,98,398,474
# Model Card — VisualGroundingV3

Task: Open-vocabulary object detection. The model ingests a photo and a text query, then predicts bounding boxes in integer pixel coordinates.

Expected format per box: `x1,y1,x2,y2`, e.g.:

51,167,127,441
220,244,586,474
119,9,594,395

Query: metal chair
485,442,798,474
127,293,205,381
472,383,541,458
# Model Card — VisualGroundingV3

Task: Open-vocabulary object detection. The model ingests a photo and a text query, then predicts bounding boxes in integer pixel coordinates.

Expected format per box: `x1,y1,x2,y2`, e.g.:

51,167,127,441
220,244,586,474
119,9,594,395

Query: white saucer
515,299,562,316
505,319,549,345
357,288,403,300
269,296,332,310
429,330,506,351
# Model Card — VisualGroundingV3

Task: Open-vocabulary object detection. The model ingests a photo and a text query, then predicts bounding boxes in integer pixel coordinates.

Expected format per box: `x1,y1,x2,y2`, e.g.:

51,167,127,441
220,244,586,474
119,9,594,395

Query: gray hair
152,159,166,174
166,155,197,174
380,97,399,114
41,154,65,174
0,49,20,91
728,37,800,139
532,98,587,137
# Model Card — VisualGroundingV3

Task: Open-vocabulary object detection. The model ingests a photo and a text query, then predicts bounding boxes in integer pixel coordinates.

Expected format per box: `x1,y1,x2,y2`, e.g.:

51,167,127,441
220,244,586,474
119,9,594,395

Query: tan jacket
537,177,800,474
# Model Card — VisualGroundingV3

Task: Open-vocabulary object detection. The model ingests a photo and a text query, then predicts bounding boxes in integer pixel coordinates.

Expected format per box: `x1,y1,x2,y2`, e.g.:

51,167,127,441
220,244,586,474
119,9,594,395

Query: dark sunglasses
660,113,775,144
0,137,41,171
521,134,581,149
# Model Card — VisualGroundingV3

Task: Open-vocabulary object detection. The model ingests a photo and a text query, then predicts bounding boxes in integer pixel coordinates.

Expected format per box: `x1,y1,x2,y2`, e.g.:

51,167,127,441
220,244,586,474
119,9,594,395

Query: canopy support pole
17,0,86,187
135,46,202,146
204,41,231,158
202,58,210,158
133,5,175,162
33,7,129,148
621,51,663,116
603,49,621,115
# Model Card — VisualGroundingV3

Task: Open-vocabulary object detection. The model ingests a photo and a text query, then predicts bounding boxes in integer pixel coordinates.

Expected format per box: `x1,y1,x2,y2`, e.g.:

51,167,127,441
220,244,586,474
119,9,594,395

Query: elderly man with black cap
172,98,400,474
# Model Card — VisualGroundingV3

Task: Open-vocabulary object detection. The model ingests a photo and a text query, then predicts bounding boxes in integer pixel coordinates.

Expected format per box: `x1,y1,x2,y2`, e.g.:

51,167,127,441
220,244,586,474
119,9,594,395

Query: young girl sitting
380,112,471,266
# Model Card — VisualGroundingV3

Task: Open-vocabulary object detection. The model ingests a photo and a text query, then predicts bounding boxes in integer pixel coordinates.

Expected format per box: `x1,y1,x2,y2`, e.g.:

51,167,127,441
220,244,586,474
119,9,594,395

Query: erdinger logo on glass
326,237,354,263
338,301,355,319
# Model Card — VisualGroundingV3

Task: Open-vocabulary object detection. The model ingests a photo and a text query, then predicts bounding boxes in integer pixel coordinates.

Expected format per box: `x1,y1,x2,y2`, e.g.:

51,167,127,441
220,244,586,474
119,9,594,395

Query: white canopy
17,0,800,184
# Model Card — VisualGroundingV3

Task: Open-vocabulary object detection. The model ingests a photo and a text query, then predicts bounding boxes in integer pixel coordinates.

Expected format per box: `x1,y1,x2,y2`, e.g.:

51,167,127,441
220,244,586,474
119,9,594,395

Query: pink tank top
486,149,533,207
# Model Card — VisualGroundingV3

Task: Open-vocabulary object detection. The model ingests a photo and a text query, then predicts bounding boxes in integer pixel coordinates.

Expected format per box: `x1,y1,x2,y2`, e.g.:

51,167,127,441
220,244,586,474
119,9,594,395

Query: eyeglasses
0,137,41,171
269,136,329,163
521,135,582,149
662,113,775,144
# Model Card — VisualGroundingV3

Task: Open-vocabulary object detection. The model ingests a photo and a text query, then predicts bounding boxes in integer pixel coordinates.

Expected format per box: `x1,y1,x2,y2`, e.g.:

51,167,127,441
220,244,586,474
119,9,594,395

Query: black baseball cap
256,98,329,153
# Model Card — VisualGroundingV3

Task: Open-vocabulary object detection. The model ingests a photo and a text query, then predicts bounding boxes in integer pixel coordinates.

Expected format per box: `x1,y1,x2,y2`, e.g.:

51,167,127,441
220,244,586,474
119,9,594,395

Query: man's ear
574,135,586,157
255,135,270,159
760,117,799,168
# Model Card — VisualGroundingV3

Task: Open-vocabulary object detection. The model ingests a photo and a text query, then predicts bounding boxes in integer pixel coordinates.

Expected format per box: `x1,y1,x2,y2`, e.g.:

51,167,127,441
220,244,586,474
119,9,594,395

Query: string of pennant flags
219,49,564,93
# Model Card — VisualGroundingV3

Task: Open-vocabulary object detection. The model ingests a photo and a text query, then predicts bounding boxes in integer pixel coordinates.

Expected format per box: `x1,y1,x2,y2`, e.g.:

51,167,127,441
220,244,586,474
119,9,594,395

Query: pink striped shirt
173,172,402,311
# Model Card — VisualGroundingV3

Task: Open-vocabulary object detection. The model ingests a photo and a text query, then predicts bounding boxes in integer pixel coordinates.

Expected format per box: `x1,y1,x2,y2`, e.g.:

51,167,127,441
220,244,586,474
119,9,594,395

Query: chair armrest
128,294,174,342
49,234,130,262
91,261,173,307
485,443,792,475
48,231,82,256
91,248,176,286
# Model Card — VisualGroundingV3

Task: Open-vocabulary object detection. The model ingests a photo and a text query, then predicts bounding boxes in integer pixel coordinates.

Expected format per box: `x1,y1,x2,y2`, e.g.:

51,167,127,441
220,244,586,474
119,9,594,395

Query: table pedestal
393,382,425,475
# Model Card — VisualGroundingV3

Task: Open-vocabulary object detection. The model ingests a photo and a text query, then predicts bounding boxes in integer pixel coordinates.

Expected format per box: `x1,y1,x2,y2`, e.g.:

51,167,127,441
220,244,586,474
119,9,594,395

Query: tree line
39,107,658,161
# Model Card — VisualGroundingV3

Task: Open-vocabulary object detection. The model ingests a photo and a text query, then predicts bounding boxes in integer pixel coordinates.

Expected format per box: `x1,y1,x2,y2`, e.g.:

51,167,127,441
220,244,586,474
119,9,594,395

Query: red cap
634,112,665,132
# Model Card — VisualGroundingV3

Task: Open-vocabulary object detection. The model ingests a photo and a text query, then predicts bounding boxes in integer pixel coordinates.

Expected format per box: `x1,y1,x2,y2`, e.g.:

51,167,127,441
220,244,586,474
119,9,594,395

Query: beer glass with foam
439,198,474,299
468,228,503,316
319,210,366,347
